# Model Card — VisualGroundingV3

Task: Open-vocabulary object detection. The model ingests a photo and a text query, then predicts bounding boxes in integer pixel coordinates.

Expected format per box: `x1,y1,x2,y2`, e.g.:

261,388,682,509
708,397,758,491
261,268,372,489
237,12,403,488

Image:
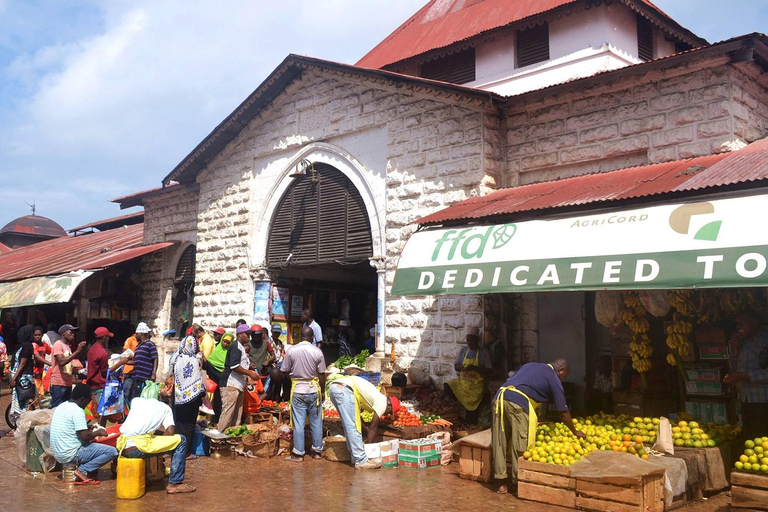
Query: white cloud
1,0,423,228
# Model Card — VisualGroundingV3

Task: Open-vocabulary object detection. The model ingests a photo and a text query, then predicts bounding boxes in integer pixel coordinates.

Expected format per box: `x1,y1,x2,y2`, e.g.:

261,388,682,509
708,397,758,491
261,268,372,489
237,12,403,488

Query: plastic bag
639,291,671,317
14,408,55,466
651,417,674,455
595,291,623,329
140,380,160,399
407,366,432,387
98,370,124,416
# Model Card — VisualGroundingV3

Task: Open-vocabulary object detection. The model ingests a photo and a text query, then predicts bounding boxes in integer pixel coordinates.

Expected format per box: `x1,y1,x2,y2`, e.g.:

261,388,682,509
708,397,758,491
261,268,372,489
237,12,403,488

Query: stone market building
113,0,768,398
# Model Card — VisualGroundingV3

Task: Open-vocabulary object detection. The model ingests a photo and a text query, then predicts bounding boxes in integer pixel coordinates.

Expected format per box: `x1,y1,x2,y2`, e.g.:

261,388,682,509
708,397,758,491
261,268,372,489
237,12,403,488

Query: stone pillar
369,257,387,357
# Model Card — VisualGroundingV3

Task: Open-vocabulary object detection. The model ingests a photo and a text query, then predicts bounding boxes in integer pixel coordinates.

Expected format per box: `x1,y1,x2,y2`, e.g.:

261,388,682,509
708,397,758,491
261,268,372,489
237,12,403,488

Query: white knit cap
135,322,151,334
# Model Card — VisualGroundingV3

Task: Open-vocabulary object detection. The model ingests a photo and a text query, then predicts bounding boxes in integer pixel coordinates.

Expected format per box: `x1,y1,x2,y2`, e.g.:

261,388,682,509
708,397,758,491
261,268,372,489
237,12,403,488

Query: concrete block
690,84,730,104
603,135,650,157
707,100,732,120
669,106,706,126
565,110,608,131
677,141,710,159
521,152,559,170
506,141,537,157
538,132,579,152
650,126,694,148
560,145,603,164
648,146,677,163
697,119,732,138
650,93,686,112
579,125,618,144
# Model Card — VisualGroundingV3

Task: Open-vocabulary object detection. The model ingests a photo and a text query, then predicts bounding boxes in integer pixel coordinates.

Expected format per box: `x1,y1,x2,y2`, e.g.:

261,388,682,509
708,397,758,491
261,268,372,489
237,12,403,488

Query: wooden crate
575,474,664,512
731,471,768,510
517,458,665,512
517,458,577,509
458,445,492,483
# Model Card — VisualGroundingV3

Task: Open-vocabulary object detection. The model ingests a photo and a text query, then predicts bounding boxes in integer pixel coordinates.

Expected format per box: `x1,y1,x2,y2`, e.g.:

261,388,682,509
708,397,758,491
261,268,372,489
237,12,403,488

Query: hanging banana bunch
668,289,696,317
666,290,696,380
622,292,652,374
719,289,741,316
695,289,721,324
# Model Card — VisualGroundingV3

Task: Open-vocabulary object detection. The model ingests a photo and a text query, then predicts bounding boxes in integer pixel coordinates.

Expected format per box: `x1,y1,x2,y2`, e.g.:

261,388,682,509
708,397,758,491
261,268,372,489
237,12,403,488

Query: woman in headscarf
169,329,204,458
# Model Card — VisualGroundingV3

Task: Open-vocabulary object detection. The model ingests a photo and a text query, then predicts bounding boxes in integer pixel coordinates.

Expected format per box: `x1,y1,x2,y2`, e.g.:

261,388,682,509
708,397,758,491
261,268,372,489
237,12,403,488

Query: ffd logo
669,202,721,241
431,223,517,261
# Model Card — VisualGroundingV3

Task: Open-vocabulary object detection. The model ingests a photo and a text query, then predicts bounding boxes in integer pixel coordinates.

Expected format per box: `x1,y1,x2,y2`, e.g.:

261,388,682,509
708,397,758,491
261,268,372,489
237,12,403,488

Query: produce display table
731,471,768,510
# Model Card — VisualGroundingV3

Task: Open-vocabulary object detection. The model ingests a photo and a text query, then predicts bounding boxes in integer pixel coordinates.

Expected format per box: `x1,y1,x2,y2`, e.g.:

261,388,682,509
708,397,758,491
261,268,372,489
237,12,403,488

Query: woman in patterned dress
169,332,204,458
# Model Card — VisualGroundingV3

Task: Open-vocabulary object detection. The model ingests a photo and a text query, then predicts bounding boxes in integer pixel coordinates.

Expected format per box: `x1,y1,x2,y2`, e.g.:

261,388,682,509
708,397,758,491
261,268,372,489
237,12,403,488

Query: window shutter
517,23,549,68
175,246,196,282
637,15,654,62
421,48,476,84
267,164,373,267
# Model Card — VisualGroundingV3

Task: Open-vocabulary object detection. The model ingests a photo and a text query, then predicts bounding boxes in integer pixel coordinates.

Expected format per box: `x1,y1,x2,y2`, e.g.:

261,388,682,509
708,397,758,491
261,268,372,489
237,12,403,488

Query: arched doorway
266,163,377,358
171,245,196,336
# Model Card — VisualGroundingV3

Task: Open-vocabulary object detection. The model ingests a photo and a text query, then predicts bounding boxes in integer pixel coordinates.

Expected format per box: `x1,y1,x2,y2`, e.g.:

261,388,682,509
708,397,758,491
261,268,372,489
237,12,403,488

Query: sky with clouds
0,0,766,230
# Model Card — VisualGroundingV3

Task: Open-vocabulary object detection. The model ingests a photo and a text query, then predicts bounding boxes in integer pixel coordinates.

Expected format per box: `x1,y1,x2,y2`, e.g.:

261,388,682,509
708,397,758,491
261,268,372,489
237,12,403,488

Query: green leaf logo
492,224,517,249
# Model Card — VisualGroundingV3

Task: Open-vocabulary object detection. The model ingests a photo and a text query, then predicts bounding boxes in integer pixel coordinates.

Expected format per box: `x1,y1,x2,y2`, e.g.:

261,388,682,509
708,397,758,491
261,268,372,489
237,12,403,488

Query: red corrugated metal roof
0,223,173,282
69,211,145,233
0,215,67,238
356,0,702,69
0,241,11,254
674,136,768,192
416,153,736,225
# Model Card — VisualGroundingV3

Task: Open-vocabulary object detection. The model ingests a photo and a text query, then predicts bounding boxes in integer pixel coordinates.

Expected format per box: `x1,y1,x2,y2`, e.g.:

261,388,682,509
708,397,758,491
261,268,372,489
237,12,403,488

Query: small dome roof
0,215,67,239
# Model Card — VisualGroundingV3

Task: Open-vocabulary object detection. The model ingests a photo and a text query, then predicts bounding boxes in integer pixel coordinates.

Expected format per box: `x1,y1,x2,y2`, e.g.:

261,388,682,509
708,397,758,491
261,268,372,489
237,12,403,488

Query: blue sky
0,0,766,230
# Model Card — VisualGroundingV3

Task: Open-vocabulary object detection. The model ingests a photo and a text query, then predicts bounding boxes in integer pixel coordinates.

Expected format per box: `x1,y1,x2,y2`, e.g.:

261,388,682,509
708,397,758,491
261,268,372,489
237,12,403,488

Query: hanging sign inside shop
392,193,768,296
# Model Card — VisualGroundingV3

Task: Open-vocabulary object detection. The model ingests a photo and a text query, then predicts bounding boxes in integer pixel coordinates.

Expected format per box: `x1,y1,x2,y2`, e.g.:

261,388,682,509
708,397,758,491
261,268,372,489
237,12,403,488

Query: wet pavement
0,389,735,512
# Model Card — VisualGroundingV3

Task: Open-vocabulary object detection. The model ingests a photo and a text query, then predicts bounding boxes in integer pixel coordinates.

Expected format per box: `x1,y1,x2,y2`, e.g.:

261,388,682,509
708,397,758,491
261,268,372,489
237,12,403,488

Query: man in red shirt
87,327,113,425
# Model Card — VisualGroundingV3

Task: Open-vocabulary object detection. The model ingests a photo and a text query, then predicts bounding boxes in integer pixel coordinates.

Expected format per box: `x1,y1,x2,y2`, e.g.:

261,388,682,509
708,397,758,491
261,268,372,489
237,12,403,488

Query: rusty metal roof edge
417,180,768,228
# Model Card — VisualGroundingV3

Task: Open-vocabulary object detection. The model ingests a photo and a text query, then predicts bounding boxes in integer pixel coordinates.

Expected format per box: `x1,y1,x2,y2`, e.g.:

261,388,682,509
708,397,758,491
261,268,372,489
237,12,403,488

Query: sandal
74,479,100,486
186,454,199,460
166,483,196,494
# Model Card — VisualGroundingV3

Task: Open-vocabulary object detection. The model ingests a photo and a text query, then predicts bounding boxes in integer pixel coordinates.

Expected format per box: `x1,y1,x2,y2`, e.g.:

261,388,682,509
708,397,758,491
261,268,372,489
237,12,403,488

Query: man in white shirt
301,309,323,348
119,397,195,494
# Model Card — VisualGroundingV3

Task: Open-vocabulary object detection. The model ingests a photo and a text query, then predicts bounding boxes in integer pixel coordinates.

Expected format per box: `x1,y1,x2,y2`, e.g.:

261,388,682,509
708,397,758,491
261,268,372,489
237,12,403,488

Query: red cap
187,326,194,335
214,327,226,335
250,324,263,332
94,327,114,338
389,396,401,415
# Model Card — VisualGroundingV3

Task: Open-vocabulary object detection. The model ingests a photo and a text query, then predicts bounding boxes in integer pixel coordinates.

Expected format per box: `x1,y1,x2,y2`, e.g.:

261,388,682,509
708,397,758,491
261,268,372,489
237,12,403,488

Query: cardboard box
398,438,442,457
686,381,723,396
686,368,721,382
695,329,726,344
698,343,729,360
397,453,441,469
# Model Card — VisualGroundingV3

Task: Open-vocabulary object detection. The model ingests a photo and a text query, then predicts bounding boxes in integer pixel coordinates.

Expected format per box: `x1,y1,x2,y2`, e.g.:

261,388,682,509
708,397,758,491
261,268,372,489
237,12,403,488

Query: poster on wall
290,323,301,345
272,285,289,320
290,294,304,318
254,282,271,323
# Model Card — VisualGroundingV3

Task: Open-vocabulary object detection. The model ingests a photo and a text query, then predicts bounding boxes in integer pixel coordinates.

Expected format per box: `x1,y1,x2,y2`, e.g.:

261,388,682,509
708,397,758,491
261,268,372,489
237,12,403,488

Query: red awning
416,139,768,226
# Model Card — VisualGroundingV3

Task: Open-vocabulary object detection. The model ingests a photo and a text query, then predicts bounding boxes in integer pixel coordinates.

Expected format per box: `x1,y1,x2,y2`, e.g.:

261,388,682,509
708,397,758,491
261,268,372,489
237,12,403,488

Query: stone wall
139,185,199,334
504,60,768,186
185,68,499,382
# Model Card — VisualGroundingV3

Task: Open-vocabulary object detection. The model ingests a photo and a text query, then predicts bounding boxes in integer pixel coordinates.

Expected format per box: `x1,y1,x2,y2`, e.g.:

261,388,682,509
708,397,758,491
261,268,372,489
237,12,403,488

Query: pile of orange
393,409,420,427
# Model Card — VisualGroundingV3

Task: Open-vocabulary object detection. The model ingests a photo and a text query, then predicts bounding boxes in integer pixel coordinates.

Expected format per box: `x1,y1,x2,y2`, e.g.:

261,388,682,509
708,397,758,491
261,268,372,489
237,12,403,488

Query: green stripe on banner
391,245,768,296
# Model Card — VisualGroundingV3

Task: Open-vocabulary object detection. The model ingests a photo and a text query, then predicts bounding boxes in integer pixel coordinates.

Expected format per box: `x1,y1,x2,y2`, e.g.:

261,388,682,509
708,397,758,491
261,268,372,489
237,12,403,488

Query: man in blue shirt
492,359,584,495
725,309,768,440
50,383,117,483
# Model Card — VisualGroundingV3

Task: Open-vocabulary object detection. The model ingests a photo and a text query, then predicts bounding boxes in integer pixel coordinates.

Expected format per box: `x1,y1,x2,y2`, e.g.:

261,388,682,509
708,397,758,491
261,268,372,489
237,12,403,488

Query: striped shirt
50,401,87,463
132,341,157,381
734,327,768,404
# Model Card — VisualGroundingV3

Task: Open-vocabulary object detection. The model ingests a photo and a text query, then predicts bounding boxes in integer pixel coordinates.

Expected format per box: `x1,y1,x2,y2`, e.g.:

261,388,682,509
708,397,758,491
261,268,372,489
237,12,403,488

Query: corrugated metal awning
0,271,93,309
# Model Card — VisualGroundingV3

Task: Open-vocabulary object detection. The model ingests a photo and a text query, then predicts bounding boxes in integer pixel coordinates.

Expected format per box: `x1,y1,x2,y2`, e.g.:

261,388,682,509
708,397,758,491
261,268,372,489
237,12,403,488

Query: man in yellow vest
117,397,196,494
492,359,585,495
328,373,401,469
445,327,492,421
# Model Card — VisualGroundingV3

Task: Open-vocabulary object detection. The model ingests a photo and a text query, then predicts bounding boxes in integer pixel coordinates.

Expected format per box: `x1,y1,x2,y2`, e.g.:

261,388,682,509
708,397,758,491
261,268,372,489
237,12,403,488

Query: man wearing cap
86,327,114,422
127,322,157,402
328,372,400,469
49,325,87,408
218,324,261,431
364,327,376,354
213,326,226,345
283,326,326,462
248,324,275,374
445,327,493,422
